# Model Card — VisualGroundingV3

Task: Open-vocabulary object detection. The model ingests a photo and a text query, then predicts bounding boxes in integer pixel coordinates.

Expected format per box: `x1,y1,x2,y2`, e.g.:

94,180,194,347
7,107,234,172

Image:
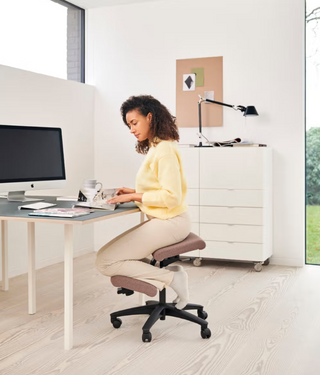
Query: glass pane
0,0,84,82
306,1,320,264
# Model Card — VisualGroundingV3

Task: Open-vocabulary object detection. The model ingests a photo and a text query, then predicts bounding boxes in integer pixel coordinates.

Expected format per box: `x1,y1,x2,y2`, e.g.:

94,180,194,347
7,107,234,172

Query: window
0,0,85,82
306,1,320,265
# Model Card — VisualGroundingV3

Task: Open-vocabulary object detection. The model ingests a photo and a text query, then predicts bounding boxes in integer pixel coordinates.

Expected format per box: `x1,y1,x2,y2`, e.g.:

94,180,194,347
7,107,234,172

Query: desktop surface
0,196,140,224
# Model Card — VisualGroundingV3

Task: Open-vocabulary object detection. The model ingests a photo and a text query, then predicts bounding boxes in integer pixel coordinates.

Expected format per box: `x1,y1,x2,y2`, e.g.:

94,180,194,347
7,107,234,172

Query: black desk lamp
196,95,259,147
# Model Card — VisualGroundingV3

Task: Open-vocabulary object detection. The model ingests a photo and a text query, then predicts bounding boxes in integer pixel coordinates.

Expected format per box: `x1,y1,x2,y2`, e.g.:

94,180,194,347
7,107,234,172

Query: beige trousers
95,211,191,290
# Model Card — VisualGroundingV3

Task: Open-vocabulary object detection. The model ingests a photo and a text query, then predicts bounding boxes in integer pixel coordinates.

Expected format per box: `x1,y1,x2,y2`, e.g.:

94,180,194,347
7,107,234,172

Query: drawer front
186,189,199,206
201,241,265,262
200,206,263,225
200,189,263,207
200,148,266,189
179,148,199,189
200,223,263,243
188,206,199,223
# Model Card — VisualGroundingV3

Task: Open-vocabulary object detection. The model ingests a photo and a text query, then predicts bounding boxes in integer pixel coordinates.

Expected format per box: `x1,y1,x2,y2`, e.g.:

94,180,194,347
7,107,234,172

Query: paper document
18,202,56,210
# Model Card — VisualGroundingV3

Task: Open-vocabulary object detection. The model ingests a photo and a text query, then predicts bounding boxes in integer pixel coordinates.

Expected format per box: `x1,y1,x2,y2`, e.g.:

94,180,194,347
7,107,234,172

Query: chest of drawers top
180,147,272,190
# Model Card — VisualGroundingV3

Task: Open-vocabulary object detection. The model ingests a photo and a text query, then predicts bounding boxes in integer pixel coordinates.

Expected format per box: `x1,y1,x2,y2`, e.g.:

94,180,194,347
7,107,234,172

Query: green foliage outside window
306,127,320,205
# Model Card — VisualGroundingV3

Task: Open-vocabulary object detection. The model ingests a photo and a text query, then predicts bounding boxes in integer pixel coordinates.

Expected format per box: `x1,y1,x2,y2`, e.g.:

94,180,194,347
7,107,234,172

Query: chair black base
110,288,211,342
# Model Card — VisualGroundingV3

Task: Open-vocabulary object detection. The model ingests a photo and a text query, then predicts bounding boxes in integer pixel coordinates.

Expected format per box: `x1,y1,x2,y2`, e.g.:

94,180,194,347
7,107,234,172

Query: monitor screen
0,125,66,183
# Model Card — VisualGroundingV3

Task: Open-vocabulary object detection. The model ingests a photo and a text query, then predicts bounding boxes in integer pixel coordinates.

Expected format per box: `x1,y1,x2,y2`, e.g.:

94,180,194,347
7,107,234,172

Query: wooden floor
0,253,319,375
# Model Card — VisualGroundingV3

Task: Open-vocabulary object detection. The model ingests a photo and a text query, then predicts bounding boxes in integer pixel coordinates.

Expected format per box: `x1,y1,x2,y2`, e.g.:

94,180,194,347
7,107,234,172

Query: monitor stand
7,191,43,202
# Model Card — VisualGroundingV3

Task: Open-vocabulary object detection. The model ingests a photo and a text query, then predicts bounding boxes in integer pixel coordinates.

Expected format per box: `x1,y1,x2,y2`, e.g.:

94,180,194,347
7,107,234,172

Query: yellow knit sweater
135,139,188,219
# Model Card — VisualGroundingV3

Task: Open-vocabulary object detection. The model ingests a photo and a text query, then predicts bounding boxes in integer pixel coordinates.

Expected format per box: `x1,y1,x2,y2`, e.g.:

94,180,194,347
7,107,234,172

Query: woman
95,95,191,309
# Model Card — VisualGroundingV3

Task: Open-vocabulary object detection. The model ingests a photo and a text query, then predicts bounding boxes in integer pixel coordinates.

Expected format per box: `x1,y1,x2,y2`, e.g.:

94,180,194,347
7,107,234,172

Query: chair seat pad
111,276,158,297
110,233,205,297
152,232,206,261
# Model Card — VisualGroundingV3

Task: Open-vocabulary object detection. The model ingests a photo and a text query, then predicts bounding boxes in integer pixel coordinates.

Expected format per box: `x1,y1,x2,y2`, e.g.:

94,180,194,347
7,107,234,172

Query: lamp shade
244,106,258,116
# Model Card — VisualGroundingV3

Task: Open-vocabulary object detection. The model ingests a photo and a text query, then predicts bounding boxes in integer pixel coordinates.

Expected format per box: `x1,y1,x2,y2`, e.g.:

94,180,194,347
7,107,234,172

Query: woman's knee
95,252,114,276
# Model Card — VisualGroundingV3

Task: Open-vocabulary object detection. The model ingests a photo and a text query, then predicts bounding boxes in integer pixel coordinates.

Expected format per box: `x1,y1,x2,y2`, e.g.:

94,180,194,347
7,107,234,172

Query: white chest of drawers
179,147,273,270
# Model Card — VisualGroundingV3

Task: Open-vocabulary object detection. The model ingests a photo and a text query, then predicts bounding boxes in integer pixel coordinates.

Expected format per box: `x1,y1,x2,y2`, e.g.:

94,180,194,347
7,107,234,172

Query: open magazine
73,188,120,211
208,138,242,147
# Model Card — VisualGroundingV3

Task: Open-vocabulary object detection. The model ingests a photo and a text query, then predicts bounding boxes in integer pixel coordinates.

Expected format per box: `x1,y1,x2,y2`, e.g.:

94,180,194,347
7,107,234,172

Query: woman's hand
116,187,136,195
107,193,143,204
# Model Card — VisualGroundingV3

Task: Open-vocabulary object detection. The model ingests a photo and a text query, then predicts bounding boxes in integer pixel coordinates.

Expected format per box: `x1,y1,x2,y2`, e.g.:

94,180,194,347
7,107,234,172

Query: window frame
51,0,85,83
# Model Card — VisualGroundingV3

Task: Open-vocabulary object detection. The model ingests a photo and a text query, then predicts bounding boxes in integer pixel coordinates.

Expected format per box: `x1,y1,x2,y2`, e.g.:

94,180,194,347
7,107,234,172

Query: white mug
82,179,103,191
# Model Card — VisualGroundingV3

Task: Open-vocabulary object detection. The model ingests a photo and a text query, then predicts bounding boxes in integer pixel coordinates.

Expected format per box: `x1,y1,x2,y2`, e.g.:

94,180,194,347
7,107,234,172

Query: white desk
0,197,143,350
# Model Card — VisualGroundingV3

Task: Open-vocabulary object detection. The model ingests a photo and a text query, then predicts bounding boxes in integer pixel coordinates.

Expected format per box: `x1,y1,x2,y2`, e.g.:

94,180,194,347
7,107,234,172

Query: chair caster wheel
201,327,211,339
111,318,122,329
142,331,152,342
198,310,208,320
193,258,202,267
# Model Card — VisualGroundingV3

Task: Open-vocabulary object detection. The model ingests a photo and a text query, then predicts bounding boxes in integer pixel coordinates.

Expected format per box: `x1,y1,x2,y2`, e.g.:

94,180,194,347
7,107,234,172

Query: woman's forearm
131,193,143,203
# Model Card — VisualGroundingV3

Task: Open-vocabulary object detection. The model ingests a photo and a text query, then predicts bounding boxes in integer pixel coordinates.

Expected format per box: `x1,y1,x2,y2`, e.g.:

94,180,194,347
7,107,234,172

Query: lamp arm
198,100,202,134
197,132,210,143
198,95,246,113
204,98,233,108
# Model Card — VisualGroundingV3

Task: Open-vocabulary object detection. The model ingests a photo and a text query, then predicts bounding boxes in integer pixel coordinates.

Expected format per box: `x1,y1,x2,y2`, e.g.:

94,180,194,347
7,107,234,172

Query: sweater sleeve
142,154,182,209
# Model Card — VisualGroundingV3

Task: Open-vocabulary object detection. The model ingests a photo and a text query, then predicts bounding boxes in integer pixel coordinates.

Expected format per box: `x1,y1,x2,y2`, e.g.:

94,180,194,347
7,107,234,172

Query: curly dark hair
120,95,180,154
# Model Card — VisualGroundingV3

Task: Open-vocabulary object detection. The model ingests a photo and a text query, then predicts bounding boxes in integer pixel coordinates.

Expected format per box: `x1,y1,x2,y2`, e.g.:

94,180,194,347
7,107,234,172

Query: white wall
0,65,95,279
88,0,305,266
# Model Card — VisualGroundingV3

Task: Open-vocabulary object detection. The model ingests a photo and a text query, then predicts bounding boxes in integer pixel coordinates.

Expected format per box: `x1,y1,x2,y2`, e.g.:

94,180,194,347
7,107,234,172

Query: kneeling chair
110,232,211,342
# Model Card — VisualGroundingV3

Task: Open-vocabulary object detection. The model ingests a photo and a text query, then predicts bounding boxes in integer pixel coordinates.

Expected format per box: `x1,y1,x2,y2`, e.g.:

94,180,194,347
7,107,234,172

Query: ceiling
68,0,163,9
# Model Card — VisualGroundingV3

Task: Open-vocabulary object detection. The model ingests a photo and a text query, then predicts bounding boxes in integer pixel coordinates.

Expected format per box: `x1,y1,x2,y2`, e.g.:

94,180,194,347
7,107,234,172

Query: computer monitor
0,125,66,202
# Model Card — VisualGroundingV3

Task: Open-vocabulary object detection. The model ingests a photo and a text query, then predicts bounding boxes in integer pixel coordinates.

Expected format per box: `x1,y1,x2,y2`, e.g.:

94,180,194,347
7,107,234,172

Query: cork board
176,56,223,128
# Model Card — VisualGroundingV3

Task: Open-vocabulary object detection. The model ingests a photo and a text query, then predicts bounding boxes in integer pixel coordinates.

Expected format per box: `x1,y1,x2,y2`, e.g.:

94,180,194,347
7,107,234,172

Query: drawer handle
227,241,234,244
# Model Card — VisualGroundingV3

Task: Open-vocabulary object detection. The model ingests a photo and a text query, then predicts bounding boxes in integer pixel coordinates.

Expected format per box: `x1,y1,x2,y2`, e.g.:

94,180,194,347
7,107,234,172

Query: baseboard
269,256,304,267
4,247,94,280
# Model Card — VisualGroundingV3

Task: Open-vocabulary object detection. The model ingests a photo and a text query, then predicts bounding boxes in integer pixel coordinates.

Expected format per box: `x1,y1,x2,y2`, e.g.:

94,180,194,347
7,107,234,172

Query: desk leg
1,221,9,291
27,222,36,314
64,224,73,350
139,212,145,306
